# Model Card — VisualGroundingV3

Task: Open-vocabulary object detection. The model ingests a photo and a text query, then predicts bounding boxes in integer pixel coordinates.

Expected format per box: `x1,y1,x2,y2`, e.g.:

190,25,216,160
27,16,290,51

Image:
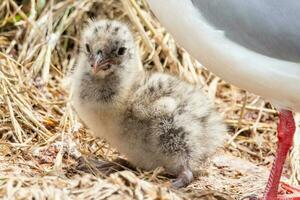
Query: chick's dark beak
92,59,112,74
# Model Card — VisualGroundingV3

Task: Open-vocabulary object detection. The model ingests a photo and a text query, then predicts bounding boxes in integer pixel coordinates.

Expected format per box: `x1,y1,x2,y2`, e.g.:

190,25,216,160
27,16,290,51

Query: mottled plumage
70,19,226,188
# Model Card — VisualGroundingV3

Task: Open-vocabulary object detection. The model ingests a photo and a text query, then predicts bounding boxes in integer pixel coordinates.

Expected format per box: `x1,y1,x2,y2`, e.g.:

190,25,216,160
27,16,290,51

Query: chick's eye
85,44,91,53
97,49,102,55
117,47,127,55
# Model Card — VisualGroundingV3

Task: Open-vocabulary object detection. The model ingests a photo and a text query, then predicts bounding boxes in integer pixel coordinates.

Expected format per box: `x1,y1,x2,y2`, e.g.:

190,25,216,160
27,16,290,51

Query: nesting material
0,0,298,199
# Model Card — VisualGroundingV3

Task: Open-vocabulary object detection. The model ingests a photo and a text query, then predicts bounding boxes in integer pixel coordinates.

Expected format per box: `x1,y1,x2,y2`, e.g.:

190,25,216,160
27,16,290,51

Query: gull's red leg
263,110,296,200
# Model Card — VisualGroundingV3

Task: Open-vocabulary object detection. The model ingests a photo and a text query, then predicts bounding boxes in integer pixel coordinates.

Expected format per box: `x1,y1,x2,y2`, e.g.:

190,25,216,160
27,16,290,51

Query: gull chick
70,19,226,188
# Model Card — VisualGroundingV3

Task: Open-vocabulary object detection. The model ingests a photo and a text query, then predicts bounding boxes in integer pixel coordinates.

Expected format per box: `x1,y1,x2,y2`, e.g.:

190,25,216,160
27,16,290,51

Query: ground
0,0,299,199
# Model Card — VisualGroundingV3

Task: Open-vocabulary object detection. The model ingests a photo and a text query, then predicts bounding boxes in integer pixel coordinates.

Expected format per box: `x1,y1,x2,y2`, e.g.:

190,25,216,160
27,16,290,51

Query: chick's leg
171,165,194,188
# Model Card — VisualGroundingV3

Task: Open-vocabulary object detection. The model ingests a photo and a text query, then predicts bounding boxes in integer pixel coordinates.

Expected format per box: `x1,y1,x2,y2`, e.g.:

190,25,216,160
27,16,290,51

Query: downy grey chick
70,19,226,188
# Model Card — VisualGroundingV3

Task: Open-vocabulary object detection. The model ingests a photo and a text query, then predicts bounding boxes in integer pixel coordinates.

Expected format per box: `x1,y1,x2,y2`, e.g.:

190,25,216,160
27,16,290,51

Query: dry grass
0,0,299,199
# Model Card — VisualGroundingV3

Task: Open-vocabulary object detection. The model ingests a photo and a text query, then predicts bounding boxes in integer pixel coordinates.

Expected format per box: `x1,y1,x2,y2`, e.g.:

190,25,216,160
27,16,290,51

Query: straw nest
0,0,299,199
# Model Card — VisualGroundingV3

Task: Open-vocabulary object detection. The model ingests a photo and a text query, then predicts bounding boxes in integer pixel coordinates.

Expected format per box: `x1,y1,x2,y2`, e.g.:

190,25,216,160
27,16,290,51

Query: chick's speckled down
70,19,226,188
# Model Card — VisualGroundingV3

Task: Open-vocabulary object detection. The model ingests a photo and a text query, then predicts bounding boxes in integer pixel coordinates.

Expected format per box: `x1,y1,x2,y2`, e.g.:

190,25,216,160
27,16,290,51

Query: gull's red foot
276,182,300,200
280,182,300,193
242,182,300,200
